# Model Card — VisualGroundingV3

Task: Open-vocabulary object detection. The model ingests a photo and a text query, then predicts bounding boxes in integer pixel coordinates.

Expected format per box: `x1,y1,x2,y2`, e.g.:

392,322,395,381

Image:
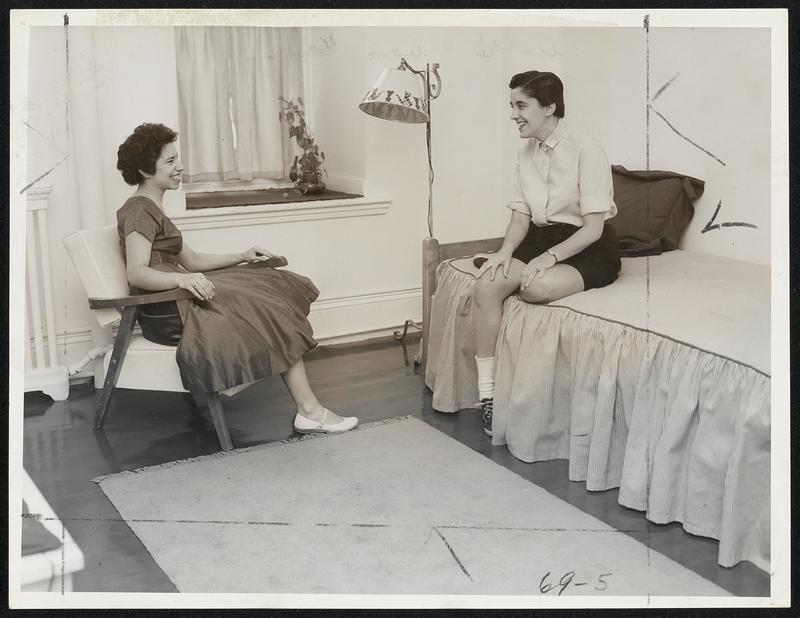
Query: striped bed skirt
425,252,770,571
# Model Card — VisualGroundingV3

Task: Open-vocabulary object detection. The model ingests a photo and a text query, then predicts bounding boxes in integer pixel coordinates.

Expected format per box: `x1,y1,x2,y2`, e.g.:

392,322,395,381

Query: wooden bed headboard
421,236,503,367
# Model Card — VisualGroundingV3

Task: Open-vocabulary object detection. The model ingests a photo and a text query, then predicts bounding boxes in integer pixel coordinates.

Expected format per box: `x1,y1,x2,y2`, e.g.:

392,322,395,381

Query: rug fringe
92,414,418,484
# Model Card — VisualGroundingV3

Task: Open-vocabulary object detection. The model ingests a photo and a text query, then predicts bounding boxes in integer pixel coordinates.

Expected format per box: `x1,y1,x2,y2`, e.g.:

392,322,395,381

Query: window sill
185,188,362,210
170,194,392,231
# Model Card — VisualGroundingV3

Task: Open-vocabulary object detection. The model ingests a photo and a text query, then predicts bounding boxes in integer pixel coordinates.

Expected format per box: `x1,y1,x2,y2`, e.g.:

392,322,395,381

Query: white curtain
175,27,304,183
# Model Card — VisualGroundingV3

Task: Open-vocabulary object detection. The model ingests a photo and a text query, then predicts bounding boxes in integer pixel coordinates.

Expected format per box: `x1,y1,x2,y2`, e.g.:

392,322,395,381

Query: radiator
25,186,69,401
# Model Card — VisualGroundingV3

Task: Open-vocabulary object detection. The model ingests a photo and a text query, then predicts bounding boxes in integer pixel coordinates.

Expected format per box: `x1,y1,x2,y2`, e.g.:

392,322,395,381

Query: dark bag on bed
609,166,705,257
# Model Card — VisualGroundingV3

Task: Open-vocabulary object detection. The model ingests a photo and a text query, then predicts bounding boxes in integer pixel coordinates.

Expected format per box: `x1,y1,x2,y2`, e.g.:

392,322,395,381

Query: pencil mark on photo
644,14,650,171
644,14,652,334
60,520,66,595
19,154,70,194
701,200,758,233
22,513,640,534
433,526,472,582
538,570,613,595
435,524,639,533
651,72,680,102
24,122,48,140
649,107,726,166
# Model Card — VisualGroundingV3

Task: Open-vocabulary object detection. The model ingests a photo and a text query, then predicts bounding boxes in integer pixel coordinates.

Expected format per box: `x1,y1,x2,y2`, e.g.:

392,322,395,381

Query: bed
421,168,771,571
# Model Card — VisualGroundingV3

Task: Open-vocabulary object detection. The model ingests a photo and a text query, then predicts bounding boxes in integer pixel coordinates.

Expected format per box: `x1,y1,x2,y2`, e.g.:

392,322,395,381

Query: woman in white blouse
472,70,621,437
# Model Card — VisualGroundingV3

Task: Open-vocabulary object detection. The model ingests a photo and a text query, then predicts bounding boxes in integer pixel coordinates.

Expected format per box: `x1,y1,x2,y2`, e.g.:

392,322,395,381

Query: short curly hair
509,71,565,118
116,123,178,186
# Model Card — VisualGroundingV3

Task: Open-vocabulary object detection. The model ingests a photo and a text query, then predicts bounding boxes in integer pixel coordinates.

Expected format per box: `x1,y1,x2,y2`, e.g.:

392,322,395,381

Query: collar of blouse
540,118,569,151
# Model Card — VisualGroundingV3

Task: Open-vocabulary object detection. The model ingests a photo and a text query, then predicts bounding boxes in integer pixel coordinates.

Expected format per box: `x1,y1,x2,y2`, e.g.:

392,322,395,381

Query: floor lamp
359,58,442,366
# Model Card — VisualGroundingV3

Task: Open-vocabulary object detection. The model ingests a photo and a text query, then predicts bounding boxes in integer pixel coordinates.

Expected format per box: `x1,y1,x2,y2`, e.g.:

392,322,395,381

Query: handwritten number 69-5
539,571,612,595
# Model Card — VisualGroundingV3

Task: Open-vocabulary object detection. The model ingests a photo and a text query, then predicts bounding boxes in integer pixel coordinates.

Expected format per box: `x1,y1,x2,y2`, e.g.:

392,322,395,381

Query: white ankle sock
475,355,496,401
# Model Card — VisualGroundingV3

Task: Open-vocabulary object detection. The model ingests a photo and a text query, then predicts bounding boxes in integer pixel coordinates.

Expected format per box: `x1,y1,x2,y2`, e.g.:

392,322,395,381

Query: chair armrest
89,288,195,310
225,255,288,271
88,256,290,310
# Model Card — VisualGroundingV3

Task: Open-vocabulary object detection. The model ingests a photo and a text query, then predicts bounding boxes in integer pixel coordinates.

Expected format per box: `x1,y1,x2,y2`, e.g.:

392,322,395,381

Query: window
174,27,305,192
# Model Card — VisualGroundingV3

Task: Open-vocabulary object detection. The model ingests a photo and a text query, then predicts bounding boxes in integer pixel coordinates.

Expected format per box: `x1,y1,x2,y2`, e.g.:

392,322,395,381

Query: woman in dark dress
116,123,357,434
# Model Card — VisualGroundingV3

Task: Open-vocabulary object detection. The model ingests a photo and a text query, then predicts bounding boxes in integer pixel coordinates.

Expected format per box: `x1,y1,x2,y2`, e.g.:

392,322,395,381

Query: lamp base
393,319,422,367
394,236,439,371
392,319,422,342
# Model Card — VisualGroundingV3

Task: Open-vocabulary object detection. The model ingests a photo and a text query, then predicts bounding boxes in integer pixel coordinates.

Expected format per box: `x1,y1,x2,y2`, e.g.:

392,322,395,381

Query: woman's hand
240,246,276,263
476,250,513,281
177,272,215,301
521,252,558,290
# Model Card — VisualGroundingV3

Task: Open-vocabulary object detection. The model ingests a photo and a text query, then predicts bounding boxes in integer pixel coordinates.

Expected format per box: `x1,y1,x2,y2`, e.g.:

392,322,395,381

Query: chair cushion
104,334,188,392
63,225,130,327
105,335,255,396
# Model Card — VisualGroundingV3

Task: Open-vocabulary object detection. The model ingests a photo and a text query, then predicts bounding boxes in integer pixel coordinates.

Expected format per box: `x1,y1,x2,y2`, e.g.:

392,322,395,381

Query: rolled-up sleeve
578,143,614,216
506,164,531,217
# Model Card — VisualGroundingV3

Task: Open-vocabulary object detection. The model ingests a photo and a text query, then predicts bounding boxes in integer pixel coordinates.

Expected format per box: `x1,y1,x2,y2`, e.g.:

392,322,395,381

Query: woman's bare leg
281,358,345,423
472,259,584,436
473,259,585,356
472,258,527,357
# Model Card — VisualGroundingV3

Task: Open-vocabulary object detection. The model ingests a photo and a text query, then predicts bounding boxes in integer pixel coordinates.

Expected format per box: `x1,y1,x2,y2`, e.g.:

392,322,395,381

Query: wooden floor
21,335,769,596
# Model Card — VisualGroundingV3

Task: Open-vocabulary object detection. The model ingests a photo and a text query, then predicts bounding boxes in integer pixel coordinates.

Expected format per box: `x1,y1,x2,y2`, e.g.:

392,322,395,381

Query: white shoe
293,409,359,434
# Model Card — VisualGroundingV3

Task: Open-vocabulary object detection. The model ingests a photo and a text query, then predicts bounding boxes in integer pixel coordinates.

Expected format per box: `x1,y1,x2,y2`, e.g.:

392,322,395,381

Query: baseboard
309,287,422,342
50,287,422,382
27,327,94,368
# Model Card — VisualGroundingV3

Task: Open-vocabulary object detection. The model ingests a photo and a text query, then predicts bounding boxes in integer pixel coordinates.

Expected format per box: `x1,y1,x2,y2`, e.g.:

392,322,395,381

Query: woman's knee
519,266,584,303
473,273,514,307
518,277,556,303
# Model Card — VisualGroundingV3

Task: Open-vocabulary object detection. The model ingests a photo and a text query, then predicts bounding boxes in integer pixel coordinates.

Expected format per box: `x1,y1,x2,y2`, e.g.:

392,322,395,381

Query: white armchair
63,225,287,451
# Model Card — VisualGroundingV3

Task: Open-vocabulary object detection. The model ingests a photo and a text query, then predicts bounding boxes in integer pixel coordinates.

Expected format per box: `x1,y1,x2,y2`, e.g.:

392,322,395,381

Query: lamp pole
398,58,441,238
391,59,442,368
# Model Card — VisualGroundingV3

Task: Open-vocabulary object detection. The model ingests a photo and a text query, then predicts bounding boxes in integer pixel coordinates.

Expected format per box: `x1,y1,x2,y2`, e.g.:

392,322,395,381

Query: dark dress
117,196,319,394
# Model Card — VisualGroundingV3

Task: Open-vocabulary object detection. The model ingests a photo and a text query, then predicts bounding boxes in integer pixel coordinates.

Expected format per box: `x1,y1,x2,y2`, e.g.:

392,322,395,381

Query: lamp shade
359,68,429,124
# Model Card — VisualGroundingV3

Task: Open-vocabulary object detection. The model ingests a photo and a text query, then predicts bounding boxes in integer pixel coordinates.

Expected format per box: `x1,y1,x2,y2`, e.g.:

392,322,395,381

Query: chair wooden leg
94,306,139,430
206,391,233,451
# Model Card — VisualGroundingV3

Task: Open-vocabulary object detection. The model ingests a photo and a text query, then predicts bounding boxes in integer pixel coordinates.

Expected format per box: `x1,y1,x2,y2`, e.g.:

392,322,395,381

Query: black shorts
512,222,621,290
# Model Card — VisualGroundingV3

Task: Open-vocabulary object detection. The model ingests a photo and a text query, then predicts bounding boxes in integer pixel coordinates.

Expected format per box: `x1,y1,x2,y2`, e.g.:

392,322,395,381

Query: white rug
96,416,730,596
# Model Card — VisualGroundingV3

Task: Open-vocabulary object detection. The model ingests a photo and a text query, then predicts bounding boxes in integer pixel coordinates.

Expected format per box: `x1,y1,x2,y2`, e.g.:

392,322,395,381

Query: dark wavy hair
116,123,178,186
509,71,565,118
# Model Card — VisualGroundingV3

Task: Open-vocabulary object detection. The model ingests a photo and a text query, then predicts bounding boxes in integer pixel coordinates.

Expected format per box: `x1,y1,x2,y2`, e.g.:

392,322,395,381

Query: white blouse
507,119,617,227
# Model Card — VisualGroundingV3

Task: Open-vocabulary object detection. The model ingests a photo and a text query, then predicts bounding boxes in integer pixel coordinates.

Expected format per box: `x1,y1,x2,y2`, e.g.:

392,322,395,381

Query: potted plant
278,96,327,195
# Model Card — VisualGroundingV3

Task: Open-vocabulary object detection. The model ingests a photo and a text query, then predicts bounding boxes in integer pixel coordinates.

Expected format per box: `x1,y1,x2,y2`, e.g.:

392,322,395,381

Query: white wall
23,24,772,372
313,25,772,262
561,27,771,265
26,27,185,365
26,26,91,359
647,27,771,264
